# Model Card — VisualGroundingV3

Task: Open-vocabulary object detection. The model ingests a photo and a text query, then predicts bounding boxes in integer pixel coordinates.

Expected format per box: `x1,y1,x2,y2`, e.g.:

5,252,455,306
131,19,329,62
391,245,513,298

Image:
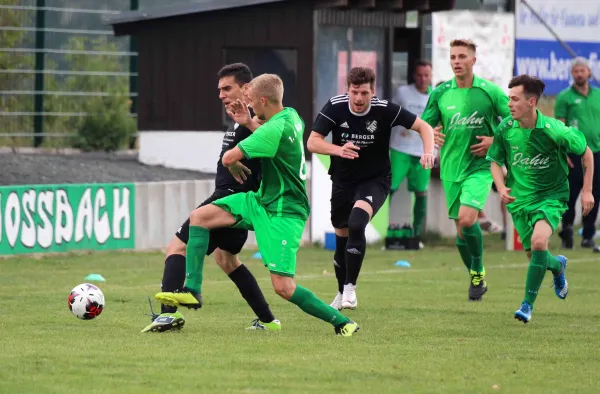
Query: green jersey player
421,38,510,301
486,74,594,323
155,74,360,337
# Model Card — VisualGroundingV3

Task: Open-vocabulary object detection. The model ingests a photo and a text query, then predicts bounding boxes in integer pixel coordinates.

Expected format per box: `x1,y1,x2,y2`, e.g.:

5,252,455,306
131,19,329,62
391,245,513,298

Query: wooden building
109,0,454,172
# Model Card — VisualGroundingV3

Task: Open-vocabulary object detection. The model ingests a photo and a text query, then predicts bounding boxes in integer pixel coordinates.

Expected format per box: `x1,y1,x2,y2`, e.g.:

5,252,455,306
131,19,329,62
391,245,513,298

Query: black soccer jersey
312,94,417,185
214,120,262,192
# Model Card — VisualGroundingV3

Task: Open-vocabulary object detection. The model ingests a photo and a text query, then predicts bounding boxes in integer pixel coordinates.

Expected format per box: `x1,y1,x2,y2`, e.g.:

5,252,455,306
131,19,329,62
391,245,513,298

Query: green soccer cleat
155,287,203,309
246,318,282,331
335,319,360,337
141,312,185,333
468,270,488,301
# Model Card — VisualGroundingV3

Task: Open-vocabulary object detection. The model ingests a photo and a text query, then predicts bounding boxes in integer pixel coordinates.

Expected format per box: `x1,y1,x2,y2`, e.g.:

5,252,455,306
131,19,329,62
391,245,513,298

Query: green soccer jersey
554,85,600,153
486,110,587,213
238,107,310,220
421,75,510,182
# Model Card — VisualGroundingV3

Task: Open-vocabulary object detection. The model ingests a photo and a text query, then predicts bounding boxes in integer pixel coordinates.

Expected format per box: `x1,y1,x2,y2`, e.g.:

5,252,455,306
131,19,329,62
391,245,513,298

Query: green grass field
2,236,600,393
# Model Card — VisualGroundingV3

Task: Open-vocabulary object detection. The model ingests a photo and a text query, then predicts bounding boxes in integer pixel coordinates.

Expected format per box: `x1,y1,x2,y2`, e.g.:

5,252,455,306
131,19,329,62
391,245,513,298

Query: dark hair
217,63,253,85
508,74,546,101
347,67,376,88
415,59,432,69
450,38,477,53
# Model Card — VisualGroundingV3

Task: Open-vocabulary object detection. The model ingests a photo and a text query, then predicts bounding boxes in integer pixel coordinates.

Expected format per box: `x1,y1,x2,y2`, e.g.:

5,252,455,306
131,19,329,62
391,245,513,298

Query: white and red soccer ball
68,283,105,320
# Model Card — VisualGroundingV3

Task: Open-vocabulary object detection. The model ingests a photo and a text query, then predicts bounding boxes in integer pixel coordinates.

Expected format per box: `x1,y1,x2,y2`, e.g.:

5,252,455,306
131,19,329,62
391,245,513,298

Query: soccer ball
68,283,105,320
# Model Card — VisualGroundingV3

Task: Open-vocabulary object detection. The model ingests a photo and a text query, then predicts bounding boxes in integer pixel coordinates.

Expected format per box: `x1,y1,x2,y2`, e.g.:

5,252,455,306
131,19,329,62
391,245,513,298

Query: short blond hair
450,38,477,53
250,74,284,104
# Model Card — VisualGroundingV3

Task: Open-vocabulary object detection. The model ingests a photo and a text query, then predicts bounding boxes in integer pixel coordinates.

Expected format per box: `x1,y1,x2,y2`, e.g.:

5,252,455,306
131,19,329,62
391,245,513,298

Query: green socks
546,251,562,275
289,285,349,327
462,222,484,273
184,226,210,293
455,236,471,272
413,195,427,236
524,251,548,305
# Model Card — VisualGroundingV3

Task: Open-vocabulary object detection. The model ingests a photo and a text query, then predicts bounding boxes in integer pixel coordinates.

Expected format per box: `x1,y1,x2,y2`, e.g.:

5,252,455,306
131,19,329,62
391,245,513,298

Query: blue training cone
252,252,262,259
394,260,411,268
84,273,106,282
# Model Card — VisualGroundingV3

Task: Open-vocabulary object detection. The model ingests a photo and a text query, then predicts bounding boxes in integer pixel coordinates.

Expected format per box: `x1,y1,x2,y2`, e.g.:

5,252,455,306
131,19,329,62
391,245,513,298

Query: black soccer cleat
468,272,488,302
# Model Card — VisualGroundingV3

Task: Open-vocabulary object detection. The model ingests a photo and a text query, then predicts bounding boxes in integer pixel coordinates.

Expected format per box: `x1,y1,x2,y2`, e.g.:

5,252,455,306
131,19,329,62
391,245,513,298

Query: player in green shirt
421,39,510,301
554,57,600,249
155,74,360,336
487,74,594,323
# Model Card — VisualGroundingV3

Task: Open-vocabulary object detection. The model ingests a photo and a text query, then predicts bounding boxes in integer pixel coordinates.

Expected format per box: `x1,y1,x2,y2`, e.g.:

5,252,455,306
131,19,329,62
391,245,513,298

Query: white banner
516,0,600,42
432,11,515,92
515,0,600,95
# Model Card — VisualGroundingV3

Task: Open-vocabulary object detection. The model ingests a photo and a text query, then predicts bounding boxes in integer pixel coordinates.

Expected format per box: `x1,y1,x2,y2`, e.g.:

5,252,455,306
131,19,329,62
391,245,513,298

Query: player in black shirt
307,67,435,310
142,63,279,333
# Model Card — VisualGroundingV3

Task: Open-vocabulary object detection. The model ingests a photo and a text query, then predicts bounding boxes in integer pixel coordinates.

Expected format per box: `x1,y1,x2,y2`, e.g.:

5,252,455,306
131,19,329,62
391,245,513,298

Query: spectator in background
389,60,434,246
556,57,600,251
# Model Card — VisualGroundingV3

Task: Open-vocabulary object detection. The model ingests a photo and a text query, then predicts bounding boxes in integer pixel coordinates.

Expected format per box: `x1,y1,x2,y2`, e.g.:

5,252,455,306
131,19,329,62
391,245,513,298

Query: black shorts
175,189,248,256
330,176,391,229
491,182,498,193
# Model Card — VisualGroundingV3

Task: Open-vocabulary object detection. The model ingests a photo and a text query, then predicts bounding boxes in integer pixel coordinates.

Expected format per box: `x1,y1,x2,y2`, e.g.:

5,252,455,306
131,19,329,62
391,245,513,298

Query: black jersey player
142,63,279,333
307,67,435,310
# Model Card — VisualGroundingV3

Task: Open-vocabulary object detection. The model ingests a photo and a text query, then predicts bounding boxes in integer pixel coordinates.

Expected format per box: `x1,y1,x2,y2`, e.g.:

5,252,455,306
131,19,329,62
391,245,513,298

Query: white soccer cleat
330,292,343,311
341,284,358,310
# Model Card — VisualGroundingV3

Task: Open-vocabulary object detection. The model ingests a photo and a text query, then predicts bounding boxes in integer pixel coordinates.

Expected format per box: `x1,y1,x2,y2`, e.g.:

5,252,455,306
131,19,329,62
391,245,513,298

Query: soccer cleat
559,227,573,249
330,292,343,311
141,312,185,333
468,270,488,301
553,255,569,300
246,318,282,331
341,284,358,309
335,319,360,337
581,238,595,248
478,218,502,233
155,287,203,309
514,301,532,323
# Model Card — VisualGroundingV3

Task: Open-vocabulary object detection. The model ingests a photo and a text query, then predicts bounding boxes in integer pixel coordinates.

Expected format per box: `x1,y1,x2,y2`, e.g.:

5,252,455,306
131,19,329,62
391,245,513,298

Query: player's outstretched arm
410,117,435,169
581,146,595,216
307,131,359,160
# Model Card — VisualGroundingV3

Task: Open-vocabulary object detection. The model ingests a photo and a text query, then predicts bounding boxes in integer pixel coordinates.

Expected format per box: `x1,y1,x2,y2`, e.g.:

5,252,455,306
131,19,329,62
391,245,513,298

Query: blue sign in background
515,39,600,95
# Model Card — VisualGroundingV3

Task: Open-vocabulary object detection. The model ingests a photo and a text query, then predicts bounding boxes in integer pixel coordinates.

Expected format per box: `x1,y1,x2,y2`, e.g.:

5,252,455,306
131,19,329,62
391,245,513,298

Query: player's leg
458,171,493,301
260,215,359,337
271,274,359,337
442,180,471,272
407,154,431,244
211,230,279,331
155,196,242,309
141,234,188,333
330,183,353,310
342,177,389,309
389,149,410,197
515,207,568,324
560,153,583,249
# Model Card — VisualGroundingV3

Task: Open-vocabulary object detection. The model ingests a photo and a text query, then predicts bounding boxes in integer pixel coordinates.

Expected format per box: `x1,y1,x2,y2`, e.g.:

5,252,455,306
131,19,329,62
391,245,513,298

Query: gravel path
0,153,213,186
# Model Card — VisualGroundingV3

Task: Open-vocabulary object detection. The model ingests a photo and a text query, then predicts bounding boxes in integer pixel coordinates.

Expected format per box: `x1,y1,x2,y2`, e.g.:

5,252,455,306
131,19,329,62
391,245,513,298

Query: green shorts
511,200,566,251
211,192,306,277
390,149,431,193
442,171,493,220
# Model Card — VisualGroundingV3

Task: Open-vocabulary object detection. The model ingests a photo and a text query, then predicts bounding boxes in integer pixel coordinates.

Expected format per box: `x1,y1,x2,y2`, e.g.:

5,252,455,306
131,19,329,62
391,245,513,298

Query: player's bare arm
307,131,360,160
222,146,252,184
580,146,595,216
227,99,262,132
409,117,436,169
491,161,515,204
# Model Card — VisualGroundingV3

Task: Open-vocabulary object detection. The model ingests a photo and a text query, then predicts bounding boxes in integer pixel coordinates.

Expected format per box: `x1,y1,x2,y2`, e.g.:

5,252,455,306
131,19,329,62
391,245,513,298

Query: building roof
107,0,287,26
